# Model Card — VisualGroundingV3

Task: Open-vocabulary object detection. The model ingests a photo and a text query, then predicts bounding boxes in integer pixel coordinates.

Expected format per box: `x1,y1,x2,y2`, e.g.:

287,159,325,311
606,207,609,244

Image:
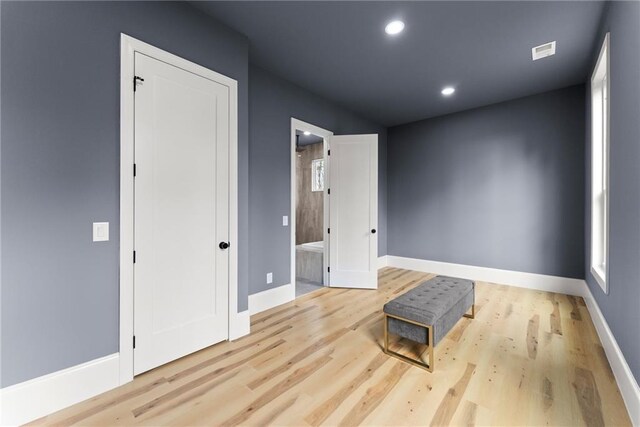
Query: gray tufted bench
383,275,475,371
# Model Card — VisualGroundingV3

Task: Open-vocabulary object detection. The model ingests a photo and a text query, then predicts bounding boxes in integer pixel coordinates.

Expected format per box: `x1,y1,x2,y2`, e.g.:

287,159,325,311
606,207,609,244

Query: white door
134,52,229,375
328,134,378,289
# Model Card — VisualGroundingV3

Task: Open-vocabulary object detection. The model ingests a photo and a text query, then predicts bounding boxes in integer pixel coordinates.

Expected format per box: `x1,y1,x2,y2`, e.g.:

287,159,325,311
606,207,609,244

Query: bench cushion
383,276,474,346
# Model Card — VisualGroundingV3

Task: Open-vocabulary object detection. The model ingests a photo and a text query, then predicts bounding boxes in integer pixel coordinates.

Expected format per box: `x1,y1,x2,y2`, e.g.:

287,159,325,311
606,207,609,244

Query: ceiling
296,129,324,146
193,1,606,127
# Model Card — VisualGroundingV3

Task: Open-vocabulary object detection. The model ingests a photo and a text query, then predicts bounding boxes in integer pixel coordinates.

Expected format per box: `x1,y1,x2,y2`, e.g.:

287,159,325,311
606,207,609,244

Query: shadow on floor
296,279,323,297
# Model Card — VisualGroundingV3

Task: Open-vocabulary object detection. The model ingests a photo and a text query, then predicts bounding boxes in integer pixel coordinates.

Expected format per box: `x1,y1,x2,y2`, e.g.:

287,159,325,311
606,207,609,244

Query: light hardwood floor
31,268,631,426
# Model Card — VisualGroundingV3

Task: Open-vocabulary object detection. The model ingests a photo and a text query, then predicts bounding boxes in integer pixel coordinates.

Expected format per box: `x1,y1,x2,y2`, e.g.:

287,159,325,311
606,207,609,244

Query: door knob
371,229,377,234
219,241,230,250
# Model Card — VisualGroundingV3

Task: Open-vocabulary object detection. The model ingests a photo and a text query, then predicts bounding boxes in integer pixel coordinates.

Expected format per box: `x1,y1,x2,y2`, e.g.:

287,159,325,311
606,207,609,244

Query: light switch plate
266,272,273,284
93,222,109,242
282,215,288,226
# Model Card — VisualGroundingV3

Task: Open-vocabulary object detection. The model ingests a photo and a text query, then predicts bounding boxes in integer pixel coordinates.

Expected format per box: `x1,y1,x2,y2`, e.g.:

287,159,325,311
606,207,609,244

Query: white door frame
290,118,333,290
119,34,240,385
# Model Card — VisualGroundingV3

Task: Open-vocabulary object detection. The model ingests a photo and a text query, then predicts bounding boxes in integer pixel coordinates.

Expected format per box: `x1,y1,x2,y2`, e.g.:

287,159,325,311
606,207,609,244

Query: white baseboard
385,255,587,297
0,353,120,426
0,311,251,426
377,255,389,269
229,309,250,341
583,285,640,425
249,283,295,315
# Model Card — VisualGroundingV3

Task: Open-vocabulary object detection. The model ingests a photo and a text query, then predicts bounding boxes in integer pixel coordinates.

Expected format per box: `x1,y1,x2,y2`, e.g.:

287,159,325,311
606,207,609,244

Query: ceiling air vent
531,41,556,61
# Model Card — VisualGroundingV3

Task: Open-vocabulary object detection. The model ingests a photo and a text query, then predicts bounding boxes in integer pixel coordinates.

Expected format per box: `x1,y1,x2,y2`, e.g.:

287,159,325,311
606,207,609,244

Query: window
590,33,610,293
311,158,324,192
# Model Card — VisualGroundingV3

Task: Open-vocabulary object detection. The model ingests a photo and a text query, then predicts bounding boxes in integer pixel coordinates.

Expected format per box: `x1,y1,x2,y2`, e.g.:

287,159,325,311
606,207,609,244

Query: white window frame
311,158,325,192
590,32,610,294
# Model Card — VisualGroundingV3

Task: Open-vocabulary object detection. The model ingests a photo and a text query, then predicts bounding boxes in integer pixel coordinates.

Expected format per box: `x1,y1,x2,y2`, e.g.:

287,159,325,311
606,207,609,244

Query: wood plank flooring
31,268,631,426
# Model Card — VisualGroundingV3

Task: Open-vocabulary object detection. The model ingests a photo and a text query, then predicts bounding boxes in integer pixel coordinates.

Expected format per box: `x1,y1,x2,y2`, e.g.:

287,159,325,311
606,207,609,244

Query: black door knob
371,229,377,234
219,241,230,250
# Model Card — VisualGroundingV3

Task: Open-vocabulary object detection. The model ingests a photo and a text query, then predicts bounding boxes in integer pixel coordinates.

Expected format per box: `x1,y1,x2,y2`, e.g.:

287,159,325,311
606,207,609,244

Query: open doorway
290,119,332,298
290,118,379,294
295,130,325,296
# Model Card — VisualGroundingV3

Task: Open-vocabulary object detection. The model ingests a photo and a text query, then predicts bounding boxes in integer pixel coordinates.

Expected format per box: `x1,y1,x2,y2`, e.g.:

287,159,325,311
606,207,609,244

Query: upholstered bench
383,275,475,371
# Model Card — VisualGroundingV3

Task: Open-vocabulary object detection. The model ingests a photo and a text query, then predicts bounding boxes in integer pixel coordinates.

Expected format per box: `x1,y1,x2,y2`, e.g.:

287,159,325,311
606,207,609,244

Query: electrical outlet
266,272,273,284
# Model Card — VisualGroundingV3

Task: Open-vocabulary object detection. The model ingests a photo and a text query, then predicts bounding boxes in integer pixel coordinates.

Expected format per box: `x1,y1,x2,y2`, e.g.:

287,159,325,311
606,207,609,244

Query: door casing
119,34,240,385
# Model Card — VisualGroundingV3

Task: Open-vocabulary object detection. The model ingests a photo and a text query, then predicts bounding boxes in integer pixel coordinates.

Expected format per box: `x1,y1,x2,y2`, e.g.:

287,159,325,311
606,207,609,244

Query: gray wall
585,1,640,384
0,1,250,387
388,85,585,279
249,66,387,296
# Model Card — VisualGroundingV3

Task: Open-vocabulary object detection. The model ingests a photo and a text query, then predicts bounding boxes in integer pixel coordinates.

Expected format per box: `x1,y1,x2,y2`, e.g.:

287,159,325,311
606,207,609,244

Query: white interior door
134,52,229,375
328,134,378,289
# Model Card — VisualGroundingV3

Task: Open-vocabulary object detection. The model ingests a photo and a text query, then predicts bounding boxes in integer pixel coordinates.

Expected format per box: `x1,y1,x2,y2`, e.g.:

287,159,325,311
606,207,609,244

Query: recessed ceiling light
441,87,455,96
385,20,405,35
303,131,311,136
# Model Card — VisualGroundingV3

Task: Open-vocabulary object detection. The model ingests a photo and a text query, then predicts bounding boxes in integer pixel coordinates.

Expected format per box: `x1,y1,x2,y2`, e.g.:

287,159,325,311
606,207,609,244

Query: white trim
119,33,136,385
290,118,333,290
385,256,587,297
583,286,640,425
0,354,120,426
229,310,250,341
119,34,245,385
249,283,295,315
591,265,607,292
227,45,242,344
378,255,389,269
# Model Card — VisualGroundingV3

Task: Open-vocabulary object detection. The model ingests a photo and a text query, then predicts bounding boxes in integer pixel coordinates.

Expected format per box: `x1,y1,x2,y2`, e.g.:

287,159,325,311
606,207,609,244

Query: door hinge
133,251,136,263
133,163,137,177
327,188,330,195
328,267,330,273
327,228,330,234
328,149,330,156
134,76,144,92
133,336,136,349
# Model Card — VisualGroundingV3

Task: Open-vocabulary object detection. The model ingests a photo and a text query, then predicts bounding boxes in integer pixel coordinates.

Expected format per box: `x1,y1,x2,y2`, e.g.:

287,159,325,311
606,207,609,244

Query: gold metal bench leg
383,313,434,372
428,323,434,371
384,313,389,353
463,304,475,319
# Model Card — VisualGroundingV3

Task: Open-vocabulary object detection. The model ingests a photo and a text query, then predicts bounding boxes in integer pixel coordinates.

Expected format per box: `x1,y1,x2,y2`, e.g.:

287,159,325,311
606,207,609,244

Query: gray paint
195,1,605,126
585,1,640,383
388,85,585,279
0,1,250,387
249,65,387,295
